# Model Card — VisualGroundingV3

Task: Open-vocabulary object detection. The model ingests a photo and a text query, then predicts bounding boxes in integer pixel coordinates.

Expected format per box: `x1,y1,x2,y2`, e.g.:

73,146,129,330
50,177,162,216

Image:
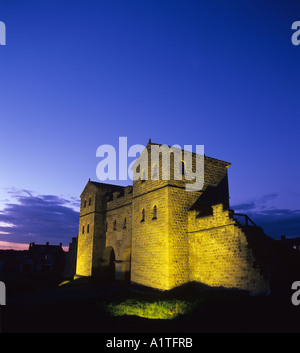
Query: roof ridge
89,180,126,189
147,141,230,166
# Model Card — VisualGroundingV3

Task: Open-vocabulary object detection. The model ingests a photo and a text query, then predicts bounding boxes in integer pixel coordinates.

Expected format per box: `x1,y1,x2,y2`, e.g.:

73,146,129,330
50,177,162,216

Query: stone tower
130,142,230,290
76,181,124,278
75,141,271,294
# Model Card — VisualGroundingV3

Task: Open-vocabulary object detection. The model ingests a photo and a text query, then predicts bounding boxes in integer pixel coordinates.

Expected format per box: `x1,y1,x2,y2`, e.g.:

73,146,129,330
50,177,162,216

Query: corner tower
130,142,230,290
75,181,124,278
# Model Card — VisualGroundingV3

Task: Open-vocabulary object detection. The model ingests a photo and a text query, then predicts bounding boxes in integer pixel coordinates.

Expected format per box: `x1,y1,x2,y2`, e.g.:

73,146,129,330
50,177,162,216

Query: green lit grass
58,277,89,287
103,297,201,320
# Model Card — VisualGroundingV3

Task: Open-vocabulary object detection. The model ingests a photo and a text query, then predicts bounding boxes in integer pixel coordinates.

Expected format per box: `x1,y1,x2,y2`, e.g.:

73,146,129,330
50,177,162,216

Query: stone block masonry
131,186,170,290
188,205,269,293
75,141,272,294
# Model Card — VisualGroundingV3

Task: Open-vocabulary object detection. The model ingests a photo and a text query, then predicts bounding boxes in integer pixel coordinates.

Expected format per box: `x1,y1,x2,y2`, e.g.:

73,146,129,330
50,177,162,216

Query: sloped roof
81,180,125,197
89,181,125,191
132,140,230,168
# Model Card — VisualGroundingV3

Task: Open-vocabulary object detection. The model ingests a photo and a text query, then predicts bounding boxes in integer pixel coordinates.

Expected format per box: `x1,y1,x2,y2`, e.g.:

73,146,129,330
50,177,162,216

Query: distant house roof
279,236,300,250
29,242,65,266
29,242,63,249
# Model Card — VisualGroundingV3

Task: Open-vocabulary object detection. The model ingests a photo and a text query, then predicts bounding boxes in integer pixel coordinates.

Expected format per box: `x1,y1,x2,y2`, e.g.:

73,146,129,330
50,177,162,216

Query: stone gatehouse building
75,141,274,293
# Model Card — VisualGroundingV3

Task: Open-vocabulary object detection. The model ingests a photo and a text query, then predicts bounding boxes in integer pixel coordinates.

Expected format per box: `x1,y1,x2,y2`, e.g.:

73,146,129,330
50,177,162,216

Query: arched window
88,197,92,206
141,208,145,222
152,163,158,180
84,199,87,208
152,205,157,219
82,225,85,234
181,161,186,177
113,220,117,230
123,217,127,229
87,224,90,233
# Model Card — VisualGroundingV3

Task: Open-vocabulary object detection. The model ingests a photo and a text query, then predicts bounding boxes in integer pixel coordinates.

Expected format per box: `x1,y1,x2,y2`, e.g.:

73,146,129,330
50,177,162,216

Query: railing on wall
229,211,258,227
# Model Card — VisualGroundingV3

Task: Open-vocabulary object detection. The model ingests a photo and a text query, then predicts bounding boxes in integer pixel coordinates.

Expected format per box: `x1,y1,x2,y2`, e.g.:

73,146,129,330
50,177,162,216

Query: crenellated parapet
188,203,270,294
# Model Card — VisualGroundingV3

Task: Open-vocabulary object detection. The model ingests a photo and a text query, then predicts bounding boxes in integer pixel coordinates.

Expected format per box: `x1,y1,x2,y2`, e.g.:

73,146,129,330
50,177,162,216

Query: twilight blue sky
0,0,299,248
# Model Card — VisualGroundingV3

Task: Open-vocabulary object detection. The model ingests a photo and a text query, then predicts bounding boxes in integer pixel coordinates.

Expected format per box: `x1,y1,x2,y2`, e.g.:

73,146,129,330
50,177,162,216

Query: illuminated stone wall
75,142,269,293
130,144,201,290
130,143,230,290
130,144,170,289
188,204,269,293
168,187,200,288
106,187,132,281
76,184,98,277
76,182,124,278
76,212,93,277
131,186,170,290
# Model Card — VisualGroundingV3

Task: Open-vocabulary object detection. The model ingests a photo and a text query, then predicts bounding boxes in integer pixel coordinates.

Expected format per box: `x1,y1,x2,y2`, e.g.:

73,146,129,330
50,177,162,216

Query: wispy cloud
232,193,278,212
231,194,300,239
0,189,80,248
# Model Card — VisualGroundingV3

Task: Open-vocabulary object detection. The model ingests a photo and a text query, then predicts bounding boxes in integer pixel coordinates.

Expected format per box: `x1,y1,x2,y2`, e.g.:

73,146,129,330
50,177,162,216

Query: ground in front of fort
1,274,299,333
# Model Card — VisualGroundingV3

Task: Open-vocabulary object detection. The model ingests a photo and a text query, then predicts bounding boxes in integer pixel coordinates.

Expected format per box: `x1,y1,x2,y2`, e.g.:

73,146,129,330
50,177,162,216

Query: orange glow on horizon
0,241,68,251
0,241,29,250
